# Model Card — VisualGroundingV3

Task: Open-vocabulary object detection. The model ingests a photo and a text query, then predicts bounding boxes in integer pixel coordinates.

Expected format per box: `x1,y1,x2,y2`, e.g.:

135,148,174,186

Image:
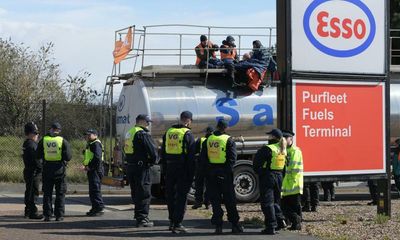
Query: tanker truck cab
104,25,279,202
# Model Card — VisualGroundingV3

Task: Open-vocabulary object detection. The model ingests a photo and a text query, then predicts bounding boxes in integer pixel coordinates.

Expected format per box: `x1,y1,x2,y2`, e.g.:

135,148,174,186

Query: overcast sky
0,0,276,94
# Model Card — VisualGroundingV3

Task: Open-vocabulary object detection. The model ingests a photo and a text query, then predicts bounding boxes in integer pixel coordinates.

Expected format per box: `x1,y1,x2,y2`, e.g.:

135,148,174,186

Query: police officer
281,130,303,231
22,122,43,219
192,126,214,210
37,122,72,221
125,114,158,227
161,111,196,233
253,128,287,235
200,120,243,234
83,129,105,216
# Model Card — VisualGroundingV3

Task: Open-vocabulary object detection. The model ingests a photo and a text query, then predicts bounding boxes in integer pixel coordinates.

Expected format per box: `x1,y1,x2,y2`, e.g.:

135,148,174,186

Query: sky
0,0,277,95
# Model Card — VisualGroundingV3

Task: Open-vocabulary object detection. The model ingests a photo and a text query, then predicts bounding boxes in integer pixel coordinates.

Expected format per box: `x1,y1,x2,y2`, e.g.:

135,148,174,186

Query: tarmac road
0,191,316,240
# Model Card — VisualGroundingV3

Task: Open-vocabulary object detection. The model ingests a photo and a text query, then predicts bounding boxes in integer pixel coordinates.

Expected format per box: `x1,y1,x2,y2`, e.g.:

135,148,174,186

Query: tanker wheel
233,165,259,203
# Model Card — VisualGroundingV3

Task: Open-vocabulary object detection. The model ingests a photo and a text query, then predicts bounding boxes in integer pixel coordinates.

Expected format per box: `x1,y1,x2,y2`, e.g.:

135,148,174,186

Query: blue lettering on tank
253,104,274,126
215,98,239,127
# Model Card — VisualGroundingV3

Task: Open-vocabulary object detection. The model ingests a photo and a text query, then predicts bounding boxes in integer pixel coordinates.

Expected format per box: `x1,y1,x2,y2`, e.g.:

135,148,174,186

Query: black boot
231,223,244,234
214,225,223,235
276,219,287,231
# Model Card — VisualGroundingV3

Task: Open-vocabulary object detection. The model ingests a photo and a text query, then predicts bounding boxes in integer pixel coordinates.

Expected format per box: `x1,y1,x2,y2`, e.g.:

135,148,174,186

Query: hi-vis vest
195,42,216,65
207,134,230,164
83,139,104,166
220,45,237,60
165,127,189,154
124,126,143,154
282,146,304,196
263,143,286,170
43,136,63,161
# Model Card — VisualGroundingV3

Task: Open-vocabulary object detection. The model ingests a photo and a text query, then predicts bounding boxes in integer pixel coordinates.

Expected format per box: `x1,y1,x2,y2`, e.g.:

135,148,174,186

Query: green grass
374,214,390,224
0,136,89,183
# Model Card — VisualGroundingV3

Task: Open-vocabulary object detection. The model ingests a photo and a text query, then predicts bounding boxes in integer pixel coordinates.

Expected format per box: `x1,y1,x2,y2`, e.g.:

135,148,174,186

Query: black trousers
87,170,104,210
394,175,400,192
194,163,209,204
165,164,191,225
302,182,320,208
368,180,378,202
127,164,151,220
206,169,240,226
23,169,40,216
281,194,302,225
42,172,66,218
259,171,284,229
321,181,335,200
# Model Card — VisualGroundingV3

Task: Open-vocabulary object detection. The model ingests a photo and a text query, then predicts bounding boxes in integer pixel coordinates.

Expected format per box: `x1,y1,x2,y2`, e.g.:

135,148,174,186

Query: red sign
293,81,385,175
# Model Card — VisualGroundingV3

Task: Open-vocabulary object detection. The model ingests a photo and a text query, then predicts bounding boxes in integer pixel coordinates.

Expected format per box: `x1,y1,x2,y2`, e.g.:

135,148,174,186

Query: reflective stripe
43,136,63,161
207,134,230,164
124,126,143,154
165,127,189,154
83,139,103,166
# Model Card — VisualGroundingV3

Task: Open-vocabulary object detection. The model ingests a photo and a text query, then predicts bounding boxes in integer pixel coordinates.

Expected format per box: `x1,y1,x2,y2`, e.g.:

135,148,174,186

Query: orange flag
113,27,133,64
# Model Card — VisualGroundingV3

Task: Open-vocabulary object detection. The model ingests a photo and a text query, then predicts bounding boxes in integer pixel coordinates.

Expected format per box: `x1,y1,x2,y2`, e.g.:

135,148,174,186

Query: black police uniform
22,137,42,218
86,138,105,214
37,133,72,220
161,124,196,230
200,130,241,230
302,182,320,211
193,134,212,208
126,126,158,224
253,138,286,233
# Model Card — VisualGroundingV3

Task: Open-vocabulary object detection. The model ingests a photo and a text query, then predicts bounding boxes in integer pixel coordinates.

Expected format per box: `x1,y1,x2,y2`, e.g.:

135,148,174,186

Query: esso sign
303,0,376,58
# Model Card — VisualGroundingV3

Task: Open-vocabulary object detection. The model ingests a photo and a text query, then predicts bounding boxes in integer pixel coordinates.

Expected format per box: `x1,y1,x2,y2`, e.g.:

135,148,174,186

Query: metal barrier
113,24,276,74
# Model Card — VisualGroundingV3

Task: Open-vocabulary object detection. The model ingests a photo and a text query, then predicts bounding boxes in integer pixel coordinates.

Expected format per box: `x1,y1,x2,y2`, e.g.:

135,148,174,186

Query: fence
0,100,111,183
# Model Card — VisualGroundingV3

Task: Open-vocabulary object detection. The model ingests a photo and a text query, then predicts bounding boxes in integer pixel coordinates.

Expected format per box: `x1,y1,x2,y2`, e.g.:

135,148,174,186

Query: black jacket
87,139,103,172
126,126,158,165
253,139,279,175
161,124,196,179
37,133,72,177
22,139,42,173
200,130,237,174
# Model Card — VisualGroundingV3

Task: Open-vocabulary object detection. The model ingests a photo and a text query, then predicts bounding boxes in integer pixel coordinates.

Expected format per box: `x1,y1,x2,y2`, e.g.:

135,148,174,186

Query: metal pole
141,26,147,70
41,99,46,136
269,28,272,48
238,35,241,59
109,80,114,175
179,34,182,65
205,27,211,87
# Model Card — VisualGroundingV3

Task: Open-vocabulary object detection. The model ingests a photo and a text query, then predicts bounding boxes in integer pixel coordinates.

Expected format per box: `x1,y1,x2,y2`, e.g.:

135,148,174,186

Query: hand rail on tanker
110,24,276,83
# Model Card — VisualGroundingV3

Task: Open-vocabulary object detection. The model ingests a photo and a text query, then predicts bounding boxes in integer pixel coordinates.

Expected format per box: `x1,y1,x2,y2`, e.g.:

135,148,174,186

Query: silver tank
116,78,277,148
116,78,400,147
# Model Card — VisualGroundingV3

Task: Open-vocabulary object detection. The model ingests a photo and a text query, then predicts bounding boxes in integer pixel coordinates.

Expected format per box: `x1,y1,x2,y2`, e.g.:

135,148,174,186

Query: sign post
277,0,391,215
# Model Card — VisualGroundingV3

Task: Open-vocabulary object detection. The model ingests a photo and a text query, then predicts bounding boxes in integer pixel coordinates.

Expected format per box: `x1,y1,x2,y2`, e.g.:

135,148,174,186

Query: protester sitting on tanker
220,36,238,84
241,53,251,61
251,40,270,63
195,35,220,68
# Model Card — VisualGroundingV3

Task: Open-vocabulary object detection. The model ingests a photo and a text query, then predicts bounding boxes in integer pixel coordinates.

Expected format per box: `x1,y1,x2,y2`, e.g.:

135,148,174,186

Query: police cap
51,122,62,130
86,129,98,135
266,128,283,139
282,130,295,138
180,111,193,120
217,119,228,129
136,114,152,123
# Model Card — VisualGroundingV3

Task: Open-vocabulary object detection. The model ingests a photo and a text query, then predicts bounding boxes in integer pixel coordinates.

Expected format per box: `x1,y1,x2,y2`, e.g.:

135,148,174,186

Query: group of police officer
22,111,303,235
22,122,104,222
124,111,304,235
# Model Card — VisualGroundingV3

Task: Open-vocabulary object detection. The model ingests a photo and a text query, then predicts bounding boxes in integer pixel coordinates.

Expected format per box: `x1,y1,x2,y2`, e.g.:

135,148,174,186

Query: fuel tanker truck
112,64,400,202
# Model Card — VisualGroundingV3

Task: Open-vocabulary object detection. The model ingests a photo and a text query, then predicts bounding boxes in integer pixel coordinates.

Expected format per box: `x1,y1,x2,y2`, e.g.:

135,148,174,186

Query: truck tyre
233,164,259,202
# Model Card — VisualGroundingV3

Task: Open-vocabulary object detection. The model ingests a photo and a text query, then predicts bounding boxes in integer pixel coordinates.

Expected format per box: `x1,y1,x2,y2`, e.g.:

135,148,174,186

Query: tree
63,71,101,104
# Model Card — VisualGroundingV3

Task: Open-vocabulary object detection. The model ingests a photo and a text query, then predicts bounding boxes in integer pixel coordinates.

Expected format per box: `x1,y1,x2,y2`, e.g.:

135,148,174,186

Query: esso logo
303,0,376,58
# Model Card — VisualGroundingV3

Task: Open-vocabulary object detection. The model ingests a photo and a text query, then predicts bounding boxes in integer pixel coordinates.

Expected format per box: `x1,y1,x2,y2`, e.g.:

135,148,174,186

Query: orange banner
113,27,133,64
294,81,385,175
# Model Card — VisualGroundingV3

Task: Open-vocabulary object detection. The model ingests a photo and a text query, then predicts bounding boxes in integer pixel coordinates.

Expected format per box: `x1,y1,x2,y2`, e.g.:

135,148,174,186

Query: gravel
189,199,400,240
